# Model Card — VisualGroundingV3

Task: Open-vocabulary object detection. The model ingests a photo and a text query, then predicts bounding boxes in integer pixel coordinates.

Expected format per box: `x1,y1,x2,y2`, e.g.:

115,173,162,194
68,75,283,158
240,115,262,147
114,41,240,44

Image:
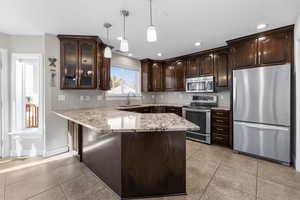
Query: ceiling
0,0,300,60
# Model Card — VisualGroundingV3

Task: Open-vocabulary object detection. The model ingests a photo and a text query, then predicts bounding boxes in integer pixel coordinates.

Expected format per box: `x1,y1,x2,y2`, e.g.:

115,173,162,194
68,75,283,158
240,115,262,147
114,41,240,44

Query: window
108,66,140,95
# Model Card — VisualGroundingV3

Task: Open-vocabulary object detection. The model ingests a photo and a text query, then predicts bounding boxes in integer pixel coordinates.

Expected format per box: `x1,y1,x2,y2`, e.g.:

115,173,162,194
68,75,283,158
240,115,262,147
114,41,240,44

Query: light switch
85,96,90,101
58,95,65,101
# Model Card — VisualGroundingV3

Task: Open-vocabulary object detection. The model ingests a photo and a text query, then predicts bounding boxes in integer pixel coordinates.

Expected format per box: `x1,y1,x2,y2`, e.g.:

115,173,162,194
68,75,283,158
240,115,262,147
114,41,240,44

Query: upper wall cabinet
227,25,293,69
141,59,152,92
164,59,185,91
185,56,199,78
228,38,258,68
58,35,111,90
258,31,292,65
199,53,214,75
174,59,185,91
151,61,164,91
214,49,229,87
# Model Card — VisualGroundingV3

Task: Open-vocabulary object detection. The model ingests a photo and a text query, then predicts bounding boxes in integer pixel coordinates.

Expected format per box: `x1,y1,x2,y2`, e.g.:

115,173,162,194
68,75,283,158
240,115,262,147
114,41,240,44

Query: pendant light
103,23,112,58
120,10,129,52
147,0,157,42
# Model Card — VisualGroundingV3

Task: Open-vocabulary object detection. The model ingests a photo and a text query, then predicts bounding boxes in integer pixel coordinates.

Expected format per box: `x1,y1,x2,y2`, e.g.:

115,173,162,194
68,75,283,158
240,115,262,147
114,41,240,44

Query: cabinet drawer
212,110,230,118
212,117,229,126
212,133,229,146
212,125,229,135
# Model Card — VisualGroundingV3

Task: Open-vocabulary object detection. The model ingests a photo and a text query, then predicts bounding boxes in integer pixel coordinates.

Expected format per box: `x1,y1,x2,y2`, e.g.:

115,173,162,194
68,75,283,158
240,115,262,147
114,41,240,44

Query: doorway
10,53,44,157
0,49,9,158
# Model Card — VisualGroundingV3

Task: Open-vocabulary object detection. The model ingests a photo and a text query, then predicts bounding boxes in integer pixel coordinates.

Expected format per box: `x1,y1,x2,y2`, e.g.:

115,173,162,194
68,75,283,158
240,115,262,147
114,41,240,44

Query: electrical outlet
220,95,224,100
58,95,65,101
80,96,84,101
85,96,90,101
152,95,155,99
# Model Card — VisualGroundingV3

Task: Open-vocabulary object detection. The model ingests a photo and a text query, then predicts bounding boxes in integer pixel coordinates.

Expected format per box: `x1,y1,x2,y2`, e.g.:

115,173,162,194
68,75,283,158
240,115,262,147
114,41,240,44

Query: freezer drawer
234,121,290,163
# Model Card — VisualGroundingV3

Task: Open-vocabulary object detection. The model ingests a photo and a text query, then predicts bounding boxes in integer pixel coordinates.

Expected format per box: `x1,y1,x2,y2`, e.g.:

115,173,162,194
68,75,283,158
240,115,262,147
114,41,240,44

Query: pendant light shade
104,46,112,58
120,38,129,52
103,23,112,58
120,10,129,52
147,25,157,42
147,0,157,42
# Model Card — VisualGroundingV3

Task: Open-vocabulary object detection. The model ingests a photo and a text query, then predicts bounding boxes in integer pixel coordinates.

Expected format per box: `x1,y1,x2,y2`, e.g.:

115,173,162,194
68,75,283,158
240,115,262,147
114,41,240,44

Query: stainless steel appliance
233,64,291,164
186,76,214,93
182,95,218,144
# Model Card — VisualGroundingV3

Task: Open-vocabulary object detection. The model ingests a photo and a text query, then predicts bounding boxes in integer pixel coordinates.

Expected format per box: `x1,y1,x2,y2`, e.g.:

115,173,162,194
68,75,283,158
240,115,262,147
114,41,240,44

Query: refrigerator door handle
233,75,237,112
234,121,289,131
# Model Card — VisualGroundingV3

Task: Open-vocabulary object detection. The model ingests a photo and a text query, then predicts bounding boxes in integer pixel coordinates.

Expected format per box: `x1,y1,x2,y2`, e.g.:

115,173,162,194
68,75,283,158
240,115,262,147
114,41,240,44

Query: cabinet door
164,62,176,91
186,57,199,77
101,57,111,90
60,39,78,89
258,31,291,65
78,40,97,89
200,53,214,75
141,60,152,92
174,60,185,91
214,51,229,87
231,38,257,68
151,62,163,91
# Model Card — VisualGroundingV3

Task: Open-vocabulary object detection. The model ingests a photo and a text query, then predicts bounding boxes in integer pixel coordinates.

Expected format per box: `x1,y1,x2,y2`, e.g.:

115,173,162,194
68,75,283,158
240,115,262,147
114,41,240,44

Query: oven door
182,108,211,144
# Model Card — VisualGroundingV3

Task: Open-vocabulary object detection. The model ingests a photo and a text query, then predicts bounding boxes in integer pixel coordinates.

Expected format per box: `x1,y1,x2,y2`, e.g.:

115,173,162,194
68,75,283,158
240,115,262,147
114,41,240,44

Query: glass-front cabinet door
78,40,97,89
61,40,78,89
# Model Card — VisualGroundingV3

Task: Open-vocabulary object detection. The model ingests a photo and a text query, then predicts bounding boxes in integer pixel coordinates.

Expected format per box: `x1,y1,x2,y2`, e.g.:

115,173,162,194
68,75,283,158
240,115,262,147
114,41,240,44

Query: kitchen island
54,106,199,199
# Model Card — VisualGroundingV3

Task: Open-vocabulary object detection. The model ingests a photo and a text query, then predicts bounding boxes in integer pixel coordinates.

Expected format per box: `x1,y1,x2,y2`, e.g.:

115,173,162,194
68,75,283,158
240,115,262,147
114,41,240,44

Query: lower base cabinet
211,109,232,147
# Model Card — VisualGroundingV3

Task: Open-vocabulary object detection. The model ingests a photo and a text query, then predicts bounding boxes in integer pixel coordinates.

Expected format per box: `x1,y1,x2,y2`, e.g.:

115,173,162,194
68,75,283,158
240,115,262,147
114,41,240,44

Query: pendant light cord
123,14,126,40
150,0,153,26
106,28,109,41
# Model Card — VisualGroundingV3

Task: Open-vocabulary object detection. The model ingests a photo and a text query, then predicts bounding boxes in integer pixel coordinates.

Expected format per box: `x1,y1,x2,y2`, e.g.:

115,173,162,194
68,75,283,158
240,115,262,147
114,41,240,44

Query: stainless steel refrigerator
233,64,291,164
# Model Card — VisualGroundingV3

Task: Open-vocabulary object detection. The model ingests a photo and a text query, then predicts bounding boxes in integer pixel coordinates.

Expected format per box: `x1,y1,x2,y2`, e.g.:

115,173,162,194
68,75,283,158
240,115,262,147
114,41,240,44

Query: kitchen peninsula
54,106,199,199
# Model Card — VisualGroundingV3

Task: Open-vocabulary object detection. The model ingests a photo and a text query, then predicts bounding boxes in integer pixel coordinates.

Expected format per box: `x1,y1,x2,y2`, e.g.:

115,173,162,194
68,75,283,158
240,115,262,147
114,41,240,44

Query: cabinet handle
216,120,224,123
216,128,224,131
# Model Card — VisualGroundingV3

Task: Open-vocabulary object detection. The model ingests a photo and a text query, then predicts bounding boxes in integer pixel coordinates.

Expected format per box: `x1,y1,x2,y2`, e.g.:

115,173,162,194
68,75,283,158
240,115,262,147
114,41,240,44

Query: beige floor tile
28,186,66,200
5,172,59,200
186,141,202,159
164,193,202,200
0,188,4,200
200,184,255,200
75,187,119,200
221,153,258,176
210,164,256,195
52,162,84,184
186,159,219,194
257,178,300,200
258,160,300,190
61,173,105,200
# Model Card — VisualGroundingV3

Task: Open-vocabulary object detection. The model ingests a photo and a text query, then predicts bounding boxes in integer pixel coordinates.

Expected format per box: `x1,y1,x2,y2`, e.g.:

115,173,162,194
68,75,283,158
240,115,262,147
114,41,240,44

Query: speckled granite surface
54,106,199,133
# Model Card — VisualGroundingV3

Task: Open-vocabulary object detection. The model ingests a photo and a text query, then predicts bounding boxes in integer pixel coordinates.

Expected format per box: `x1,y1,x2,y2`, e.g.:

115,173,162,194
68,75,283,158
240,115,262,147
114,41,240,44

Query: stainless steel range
182,95,218,144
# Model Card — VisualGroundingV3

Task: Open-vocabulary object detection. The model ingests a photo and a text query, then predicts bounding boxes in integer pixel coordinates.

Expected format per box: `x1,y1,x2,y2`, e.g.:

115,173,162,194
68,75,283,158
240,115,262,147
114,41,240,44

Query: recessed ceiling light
194,42,201,47
128,53,133,57
117,36,122,40
257,24,268,30
157,53,162,57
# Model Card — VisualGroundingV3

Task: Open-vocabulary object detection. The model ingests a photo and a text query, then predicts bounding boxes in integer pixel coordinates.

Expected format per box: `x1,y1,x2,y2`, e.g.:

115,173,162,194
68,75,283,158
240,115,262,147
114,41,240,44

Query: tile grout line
198,159,222,200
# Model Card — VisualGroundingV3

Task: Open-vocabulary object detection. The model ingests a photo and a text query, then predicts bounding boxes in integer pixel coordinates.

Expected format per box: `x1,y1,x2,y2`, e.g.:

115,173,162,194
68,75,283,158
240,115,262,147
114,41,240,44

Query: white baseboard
44,146,69,157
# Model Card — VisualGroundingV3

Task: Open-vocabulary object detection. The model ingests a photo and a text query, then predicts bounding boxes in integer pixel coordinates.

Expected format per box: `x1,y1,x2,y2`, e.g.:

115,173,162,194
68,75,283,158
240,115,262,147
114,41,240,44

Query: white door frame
0,49,9,158
10,53,44,156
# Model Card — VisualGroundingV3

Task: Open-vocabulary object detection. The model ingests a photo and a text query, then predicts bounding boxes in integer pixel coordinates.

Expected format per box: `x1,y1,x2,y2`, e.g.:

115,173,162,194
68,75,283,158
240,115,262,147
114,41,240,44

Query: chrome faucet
126,92,136,106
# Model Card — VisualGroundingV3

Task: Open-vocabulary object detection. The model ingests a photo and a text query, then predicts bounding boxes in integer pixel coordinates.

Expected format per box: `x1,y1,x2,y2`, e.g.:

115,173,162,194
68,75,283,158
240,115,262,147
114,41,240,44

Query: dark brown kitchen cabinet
185,56,199,77
151,62,164,91
164,62,176,91
174,60,185,91
60,39,79,89
211,109,231,147
78,40,97,89
200,53,214,75
214,50,229,87
227,25,293,69
258,31,292,65
141,59,152,92
229,38,258,68
58,35,111,90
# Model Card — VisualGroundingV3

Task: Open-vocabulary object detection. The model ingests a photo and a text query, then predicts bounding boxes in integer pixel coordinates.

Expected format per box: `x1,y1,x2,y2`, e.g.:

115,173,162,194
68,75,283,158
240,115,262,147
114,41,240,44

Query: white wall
295,15,300,172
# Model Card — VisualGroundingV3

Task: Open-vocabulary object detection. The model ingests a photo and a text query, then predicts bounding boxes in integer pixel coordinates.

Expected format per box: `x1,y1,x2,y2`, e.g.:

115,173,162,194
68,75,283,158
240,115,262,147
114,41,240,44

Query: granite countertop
54,106,199,133
116,104,187,109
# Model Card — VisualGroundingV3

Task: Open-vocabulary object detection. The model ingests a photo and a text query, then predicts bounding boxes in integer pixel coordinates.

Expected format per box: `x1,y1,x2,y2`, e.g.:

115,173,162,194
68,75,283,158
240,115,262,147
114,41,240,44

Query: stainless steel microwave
185,76,214,93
